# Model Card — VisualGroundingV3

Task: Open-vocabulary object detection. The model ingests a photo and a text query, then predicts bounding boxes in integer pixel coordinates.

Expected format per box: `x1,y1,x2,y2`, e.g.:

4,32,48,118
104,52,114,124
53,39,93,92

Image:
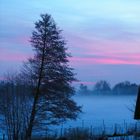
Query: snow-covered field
60,95,137,129
0,95,138,138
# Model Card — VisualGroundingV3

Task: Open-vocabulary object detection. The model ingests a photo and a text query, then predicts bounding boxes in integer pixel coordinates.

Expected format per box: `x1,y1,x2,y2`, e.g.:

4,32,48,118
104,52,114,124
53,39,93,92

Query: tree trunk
24,91,39,140
134,86,140,120
25,46,45,140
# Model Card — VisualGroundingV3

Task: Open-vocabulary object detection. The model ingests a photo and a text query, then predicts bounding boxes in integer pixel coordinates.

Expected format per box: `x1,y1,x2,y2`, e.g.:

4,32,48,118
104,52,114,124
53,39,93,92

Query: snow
0,95,138,138
60,95,137,128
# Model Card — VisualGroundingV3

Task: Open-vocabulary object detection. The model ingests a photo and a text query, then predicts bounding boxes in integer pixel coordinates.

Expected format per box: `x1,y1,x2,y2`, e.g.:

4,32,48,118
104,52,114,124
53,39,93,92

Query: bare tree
22,14,81,140
0,74,32,140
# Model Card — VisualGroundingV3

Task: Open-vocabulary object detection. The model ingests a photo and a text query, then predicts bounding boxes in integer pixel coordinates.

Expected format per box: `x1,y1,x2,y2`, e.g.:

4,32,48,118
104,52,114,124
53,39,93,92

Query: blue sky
0,0,140,86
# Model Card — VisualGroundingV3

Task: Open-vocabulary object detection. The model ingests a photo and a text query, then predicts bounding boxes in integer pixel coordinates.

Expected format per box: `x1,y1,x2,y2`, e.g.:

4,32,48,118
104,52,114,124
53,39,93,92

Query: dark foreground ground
31,124,140,140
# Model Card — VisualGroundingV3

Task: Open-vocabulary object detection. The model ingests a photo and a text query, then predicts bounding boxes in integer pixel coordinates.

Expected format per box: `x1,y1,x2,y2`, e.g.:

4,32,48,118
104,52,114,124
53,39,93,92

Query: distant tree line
78,80,138,95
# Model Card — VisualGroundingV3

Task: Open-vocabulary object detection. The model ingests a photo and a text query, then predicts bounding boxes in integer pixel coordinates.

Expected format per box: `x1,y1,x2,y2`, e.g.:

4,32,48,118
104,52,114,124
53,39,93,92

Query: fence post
90,125,93,138
102,120,106,135
2,134,5,140
82,120,84,128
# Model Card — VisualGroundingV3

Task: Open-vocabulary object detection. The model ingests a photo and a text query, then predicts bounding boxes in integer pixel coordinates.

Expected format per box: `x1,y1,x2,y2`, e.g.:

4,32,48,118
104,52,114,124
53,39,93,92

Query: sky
0,0,140,87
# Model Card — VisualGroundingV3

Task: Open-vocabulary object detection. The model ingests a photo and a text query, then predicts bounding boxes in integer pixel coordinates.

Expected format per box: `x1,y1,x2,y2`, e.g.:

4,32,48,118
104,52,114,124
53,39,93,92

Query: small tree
94,80,111,94
78,84,89,95
134,86,140,120
22,14,81,140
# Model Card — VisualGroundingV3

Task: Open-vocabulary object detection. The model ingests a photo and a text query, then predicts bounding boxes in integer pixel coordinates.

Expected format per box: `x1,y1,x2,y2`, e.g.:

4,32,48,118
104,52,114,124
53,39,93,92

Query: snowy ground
55,95,137,133
0,95,138,138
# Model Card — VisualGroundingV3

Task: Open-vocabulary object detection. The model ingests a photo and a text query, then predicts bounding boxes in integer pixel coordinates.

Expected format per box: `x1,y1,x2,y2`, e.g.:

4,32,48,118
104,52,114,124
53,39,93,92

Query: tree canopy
23,14,81,140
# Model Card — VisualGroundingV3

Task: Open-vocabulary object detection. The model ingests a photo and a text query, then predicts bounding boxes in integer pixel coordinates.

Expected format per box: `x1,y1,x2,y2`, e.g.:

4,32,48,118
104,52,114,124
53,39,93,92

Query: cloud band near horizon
0,0,140,85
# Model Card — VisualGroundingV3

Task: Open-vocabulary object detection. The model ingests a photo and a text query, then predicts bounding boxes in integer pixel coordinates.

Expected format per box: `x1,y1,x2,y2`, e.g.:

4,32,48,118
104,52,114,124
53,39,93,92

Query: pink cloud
0,76,5,81
65,32,140,65
0,44,33,62
83,39,140,55
0,54,28,62
0,52,31,62
69,54,140,65
65,31,140,56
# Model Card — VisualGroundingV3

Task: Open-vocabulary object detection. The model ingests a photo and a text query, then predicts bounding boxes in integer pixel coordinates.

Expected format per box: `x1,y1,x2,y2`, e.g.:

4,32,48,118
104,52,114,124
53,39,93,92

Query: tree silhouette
0,74,32,140
134,86,140,120
113,81,138,95
22,14,81,140
78,84,89,95
94,80,111,94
